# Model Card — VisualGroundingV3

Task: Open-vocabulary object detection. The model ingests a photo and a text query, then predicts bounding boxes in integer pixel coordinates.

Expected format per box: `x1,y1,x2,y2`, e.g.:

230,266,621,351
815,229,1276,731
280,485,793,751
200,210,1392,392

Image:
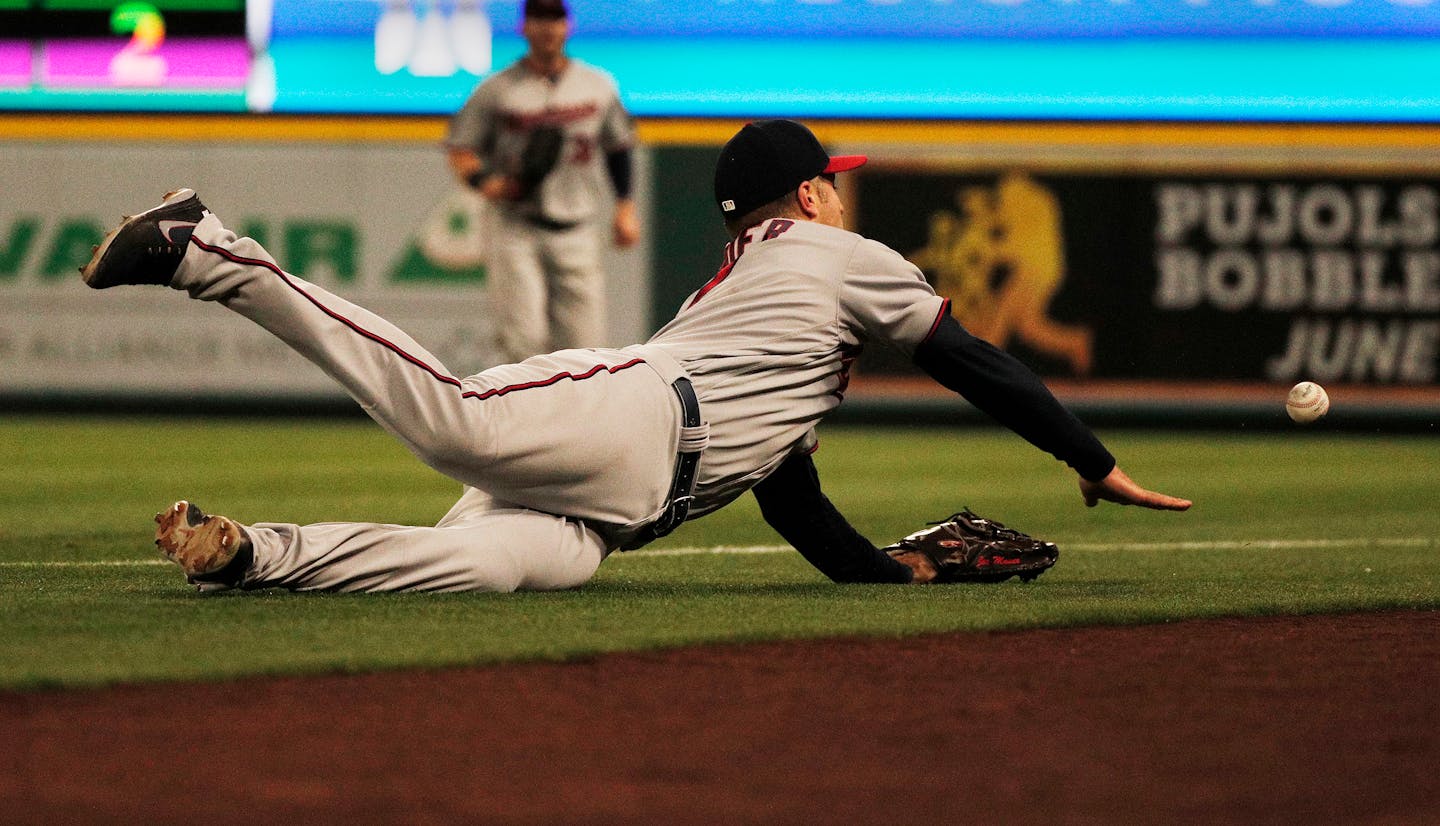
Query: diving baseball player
81,119,1190,594
445,0,638,364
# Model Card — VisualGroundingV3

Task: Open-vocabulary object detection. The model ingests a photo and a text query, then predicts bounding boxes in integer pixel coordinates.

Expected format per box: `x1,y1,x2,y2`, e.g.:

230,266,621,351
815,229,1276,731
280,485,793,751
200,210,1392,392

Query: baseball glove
514,125,566,199
882,508,1058,584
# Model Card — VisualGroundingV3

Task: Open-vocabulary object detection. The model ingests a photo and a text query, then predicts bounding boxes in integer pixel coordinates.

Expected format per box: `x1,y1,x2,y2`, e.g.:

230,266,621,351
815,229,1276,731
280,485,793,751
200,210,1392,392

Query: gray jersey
644,219,949,518
446,57,634,225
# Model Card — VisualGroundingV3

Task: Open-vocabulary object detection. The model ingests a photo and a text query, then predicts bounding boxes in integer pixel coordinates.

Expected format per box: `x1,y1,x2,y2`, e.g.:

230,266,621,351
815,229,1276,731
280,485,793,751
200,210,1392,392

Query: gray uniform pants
487,208,606,363
176,213,679,593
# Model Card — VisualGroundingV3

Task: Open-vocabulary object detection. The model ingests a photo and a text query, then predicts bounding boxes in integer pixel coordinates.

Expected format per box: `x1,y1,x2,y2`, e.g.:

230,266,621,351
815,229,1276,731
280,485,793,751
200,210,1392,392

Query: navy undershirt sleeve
605,148,633,199
752,452,913,584
914,314,1116,482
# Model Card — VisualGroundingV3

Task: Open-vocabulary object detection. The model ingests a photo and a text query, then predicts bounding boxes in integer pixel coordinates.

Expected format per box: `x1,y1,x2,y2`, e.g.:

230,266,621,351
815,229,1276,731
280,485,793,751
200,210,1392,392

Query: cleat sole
154,499,243,577
80,188,198,289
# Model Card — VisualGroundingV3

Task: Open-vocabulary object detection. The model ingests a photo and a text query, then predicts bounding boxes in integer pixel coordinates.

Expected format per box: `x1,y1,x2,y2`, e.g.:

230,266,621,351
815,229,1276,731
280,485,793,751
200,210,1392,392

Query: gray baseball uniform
446,58,635,362
647,218,948,520
86,119,1161,594
170,206,944,593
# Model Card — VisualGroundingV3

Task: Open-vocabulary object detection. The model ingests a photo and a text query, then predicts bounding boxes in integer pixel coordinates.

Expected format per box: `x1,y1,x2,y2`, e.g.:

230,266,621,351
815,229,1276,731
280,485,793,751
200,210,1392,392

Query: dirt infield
3,611,1437,824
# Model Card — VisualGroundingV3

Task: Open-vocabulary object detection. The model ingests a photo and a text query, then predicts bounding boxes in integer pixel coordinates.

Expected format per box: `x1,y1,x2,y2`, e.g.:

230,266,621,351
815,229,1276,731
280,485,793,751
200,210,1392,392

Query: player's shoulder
781,219,863,245
495,60,533,82
859,234,912,262
739,219,909,268
787,221,902,260
794,223,921,281
566,59,621,90
469,61,525,97
846,228,913,267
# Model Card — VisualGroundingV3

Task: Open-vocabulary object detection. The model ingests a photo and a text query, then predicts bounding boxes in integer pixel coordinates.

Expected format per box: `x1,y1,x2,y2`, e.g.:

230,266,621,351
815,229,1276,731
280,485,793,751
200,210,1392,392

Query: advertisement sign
0,139,649,400
854,168,1440,387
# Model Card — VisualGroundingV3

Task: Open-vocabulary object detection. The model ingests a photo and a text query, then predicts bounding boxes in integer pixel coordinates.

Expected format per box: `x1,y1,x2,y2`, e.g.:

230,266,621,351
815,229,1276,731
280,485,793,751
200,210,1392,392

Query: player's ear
795,180,822,220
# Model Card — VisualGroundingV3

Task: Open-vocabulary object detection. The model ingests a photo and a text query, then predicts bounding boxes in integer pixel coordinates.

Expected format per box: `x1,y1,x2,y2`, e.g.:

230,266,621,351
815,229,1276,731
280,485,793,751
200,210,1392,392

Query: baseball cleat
80,189,209,289
154,500,249,578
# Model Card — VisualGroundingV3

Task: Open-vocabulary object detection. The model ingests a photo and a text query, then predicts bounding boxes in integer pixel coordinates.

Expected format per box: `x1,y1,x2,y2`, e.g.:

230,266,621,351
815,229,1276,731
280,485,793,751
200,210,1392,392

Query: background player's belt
623,377,706,550
525,215,580,232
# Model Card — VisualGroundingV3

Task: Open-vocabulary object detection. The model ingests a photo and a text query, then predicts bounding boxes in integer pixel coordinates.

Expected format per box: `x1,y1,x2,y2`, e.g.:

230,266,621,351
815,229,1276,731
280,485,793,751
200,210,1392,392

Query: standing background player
445,0,639,364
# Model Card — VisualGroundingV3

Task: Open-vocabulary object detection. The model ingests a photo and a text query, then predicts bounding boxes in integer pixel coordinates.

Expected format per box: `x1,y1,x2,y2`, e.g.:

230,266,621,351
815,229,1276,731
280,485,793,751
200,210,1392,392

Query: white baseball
1286,381,1329,424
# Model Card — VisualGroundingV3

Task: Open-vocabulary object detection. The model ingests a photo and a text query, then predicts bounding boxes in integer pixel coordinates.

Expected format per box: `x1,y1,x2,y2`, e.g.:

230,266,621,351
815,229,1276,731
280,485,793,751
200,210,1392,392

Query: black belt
525,215,580,232
622,377,704,550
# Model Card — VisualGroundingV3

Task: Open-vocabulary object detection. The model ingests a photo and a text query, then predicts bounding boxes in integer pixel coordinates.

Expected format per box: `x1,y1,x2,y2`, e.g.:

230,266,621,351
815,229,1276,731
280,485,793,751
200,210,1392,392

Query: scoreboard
0,0,248,111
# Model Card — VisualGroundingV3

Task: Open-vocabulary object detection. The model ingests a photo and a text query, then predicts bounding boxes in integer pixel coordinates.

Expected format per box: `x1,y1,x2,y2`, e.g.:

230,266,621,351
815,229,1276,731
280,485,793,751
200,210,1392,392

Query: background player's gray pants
173,214,677,593
486,208,605,363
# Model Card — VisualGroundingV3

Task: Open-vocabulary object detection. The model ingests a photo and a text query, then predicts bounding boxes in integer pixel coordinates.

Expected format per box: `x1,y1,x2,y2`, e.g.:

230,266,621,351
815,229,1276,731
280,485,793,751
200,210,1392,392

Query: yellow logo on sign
908,172,1093,376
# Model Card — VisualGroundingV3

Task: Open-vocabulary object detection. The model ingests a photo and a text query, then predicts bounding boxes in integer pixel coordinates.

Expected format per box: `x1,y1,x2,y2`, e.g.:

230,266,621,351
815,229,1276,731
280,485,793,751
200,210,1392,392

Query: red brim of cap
823,155,868,174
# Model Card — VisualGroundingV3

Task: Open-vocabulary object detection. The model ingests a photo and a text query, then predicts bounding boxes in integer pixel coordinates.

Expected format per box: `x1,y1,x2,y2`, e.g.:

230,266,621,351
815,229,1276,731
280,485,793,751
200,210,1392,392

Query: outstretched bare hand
613,200,641,248
1080,466,1192,511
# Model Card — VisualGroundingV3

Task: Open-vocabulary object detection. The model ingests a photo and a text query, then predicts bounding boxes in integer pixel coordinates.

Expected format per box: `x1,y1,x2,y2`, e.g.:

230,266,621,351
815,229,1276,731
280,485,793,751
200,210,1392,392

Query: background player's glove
882,509,1058,583
515,125,566,200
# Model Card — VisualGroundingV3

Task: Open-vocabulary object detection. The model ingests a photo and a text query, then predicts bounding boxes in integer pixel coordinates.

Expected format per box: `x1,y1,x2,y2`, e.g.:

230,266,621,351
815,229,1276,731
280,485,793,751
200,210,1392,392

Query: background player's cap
524,0,569,19
713,119,868,218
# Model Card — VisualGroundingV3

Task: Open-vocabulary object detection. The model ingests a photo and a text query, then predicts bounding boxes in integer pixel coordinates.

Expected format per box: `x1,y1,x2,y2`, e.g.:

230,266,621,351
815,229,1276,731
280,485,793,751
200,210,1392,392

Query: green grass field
2,417,1437,690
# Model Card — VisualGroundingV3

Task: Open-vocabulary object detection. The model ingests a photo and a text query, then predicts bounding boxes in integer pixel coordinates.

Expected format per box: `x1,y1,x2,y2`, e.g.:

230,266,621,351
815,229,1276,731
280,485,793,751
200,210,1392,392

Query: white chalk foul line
626,545,790,557
1065,537,1434,552
629,538,1437,556
1,537,1433,568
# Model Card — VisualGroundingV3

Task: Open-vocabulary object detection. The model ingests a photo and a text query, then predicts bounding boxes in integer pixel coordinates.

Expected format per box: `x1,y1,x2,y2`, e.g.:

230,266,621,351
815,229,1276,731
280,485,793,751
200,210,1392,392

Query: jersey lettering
762,219,794,241
687,219,792,309
502,102,600,131
730,225,755,262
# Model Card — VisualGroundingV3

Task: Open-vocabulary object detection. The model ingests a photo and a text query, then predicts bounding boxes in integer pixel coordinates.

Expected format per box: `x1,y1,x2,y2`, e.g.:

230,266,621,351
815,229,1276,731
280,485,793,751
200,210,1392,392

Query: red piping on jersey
687,218,787,309
687,219,801,310
191,238,645,399
470,358,645,399
686,262,733,309
921,298,952,345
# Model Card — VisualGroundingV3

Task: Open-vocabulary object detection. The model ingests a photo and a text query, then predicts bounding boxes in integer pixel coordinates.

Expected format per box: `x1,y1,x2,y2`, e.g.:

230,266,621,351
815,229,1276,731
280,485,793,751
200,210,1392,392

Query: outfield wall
0,115,651,402
2,116,1438,426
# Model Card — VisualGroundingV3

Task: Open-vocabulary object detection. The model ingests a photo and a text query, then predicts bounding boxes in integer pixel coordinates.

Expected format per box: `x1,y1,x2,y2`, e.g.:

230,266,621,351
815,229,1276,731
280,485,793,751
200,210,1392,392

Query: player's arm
601,91,640,247
914,313,1191,510
751,451,915,584
445,87,517,200
450,140,518,201
447,148,506,198
605,147,639,247
916,312,1114,480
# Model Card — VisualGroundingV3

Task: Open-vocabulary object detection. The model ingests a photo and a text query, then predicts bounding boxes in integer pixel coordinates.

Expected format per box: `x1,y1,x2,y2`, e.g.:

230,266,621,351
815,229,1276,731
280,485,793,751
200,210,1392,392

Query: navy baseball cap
713,120,867,218
524,0,568,18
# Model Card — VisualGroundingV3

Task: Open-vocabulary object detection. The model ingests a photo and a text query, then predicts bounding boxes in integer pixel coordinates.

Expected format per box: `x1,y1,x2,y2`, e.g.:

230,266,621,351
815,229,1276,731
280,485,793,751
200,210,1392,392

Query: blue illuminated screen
8,0,1440,120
